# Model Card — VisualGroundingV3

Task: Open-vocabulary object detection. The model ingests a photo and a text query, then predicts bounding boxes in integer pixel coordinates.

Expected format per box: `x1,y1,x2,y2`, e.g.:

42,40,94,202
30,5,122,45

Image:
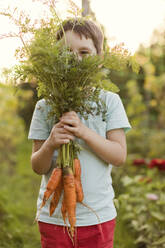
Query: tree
82,0,91,16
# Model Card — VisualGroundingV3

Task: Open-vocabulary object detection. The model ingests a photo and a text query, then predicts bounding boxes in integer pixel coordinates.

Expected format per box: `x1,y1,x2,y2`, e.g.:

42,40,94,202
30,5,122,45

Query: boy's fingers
58,133,75,141
54,122,63,128
58,127,74,136
63,125,75,133
62,111,77,117
60,118,77,127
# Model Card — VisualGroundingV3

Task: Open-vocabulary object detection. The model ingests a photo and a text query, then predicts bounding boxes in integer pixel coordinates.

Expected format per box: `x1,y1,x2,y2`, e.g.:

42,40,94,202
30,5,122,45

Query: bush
127,128,165,159
0,83,25,166
0,139,41,248
114,165,165,248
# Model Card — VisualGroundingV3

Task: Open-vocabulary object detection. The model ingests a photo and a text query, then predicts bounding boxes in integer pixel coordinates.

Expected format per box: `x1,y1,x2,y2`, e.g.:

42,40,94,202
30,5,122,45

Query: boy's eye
80,51,89,55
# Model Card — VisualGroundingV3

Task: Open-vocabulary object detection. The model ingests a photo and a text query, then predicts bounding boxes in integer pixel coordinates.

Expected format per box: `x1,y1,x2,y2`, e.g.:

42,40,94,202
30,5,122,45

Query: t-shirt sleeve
28,100,50,140
106,93,131,133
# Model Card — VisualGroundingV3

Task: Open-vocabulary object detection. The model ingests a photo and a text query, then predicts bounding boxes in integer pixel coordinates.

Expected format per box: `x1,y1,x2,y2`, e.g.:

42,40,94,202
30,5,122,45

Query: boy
28,19,131,248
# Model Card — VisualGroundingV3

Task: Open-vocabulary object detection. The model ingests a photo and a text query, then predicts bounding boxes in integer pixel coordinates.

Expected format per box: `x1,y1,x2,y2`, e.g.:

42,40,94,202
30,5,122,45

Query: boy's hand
48,121,75,149
60,111,87,139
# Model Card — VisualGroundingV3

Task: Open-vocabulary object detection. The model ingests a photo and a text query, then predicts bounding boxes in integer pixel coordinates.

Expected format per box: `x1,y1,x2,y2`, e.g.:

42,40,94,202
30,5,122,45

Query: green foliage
14,25,138,123
126,79,147,127
147,129,165,159
15,41,109,121
0,139,41,248
133,28,165,129
0,84,39,247
107,26,165,159
114,212,137,248
15,83,38,130
104,44,139,74
117,169,165,248
112,164,165,248
0,82,40,248
109,26,165,163
127,128,165,159
0,83,25,165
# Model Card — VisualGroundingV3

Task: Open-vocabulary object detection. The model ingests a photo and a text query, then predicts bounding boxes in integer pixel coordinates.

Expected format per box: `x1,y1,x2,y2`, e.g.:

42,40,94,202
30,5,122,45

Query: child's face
63,30,97,60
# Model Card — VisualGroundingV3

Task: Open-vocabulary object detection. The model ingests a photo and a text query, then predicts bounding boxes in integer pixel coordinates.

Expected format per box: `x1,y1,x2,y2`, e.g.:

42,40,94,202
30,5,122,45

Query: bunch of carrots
36,142,92,242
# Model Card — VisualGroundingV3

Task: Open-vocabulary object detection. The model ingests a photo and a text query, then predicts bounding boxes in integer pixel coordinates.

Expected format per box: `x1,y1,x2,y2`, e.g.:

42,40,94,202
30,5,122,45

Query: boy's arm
60,111,127,166
83,127,127,166
31,139,55,175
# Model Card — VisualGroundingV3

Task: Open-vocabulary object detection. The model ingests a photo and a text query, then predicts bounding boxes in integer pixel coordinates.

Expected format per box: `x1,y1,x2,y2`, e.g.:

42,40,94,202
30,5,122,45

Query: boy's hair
56,19,104,55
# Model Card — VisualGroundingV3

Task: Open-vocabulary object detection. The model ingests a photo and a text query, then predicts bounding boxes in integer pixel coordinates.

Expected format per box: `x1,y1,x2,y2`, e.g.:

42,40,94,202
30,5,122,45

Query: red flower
148,159,165,171
133,159,146,166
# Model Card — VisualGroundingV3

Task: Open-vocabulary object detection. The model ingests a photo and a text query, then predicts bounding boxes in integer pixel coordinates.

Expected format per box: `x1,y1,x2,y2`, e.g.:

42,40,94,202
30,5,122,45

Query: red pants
38,219,116,248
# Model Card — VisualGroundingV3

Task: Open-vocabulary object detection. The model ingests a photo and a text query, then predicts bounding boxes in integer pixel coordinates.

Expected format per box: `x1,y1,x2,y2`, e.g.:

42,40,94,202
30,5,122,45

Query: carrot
41,167,62,208
74,158,84,203
61,196,67,224
49,179,63,216
63,166,76,237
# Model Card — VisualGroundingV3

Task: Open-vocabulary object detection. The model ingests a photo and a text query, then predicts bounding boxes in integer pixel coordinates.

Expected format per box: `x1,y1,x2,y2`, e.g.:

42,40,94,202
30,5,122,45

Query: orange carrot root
61,196,67,224
61,197,74,245
63,167,77,238
74,158,84,202
74,227,78,248
75,179,84,202
41,167,62,208
49,179,63,216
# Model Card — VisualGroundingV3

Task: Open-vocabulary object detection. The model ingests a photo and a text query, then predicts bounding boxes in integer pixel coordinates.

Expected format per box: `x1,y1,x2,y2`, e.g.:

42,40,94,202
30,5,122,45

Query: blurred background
0,0,165,247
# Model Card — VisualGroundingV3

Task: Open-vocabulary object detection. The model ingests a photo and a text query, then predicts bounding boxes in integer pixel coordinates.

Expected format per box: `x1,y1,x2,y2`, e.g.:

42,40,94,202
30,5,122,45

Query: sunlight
0,0,165,72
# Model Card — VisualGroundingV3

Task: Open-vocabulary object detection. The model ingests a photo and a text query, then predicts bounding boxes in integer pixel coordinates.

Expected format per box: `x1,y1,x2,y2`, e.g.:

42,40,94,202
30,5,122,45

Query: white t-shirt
28,90,131,226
